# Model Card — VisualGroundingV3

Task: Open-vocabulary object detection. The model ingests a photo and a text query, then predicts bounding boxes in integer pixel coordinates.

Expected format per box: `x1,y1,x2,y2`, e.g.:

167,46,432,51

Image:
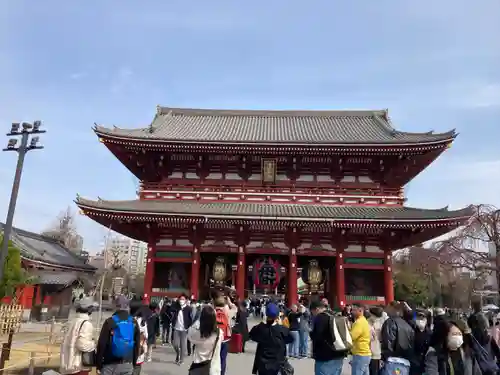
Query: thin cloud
464,84,500,108
110,67,133,94
70,72,87,80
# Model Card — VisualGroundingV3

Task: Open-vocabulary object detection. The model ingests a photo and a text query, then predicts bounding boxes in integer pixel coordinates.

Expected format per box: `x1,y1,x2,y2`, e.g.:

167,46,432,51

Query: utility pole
0,121,45,282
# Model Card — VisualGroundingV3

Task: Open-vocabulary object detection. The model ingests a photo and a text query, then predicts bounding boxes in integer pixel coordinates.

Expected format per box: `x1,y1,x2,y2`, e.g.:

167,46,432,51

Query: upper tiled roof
76,197,473,222
0,223,95,271
94,107,456,146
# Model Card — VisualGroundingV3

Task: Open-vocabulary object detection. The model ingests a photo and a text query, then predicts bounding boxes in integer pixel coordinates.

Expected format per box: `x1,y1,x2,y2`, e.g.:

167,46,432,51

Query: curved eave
93,125,457,149
22,257,96,273
75,197,473,227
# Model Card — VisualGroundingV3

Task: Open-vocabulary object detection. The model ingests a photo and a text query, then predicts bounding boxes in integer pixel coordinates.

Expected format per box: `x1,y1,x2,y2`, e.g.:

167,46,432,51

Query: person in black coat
160,299,174,344
234,301,249,352
413,310,432,375
145,302,160,361
250,303,293,375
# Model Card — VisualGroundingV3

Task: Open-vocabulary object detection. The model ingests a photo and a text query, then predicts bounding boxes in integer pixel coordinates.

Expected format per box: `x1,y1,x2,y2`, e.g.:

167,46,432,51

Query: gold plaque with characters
261,159,277,184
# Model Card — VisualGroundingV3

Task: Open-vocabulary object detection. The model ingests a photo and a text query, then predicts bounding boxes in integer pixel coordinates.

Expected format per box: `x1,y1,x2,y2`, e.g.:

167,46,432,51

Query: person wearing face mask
412,310,431,375
172,293,193,365
425,320,482,375
60,297,97,375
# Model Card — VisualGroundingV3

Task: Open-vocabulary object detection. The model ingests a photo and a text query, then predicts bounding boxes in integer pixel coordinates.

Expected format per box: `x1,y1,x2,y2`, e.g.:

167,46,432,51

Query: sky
0,1,499,253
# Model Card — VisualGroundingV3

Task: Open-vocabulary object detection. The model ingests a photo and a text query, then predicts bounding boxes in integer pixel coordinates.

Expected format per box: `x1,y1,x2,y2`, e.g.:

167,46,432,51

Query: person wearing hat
249,303,294,375
96,295,141,375
60,297,97,375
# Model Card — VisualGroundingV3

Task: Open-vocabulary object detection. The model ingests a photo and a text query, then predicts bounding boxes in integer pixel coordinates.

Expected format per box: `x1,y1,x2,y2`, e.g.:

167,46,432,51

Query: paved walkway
142,339,352,375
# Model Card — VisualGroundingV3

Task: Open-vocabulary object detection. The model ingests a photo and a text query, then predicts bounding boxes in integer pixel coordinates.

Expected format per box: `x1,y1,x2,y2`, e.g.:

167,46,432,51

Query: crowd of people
59,293,500,375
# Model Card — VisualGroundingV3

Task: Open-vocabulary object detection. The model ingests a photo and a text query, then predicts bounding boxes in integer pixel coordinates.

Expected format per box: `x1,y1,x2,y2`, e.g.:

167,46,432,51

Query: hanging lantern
212,257,227,287
306,259,323,293
253,257,281,290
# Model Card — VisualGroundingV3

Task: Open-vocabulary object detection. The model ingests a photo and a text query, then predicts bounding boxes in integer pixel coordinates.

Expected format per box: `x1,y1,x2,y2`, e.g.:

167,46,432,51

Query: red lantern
253,258,281,289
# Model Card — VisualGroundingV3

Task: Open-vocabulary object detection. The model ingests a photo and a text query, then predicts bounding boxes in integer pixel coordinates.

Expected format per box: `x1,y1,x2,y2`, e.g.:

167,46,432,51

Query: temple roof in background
0,223,95,271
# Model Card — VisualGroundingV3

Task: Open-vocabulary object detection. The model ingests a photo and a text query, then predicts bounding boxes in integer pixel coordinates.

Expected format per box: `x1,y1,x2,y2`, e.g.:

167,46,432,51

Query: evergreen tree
0,235,27,300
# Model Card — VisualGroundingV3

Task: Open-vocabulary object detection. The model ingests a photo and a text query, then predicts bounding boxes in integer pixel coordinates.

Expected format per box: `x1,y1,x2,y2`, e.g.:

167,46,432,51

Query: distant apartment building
103,235,147,275
88,252,106,270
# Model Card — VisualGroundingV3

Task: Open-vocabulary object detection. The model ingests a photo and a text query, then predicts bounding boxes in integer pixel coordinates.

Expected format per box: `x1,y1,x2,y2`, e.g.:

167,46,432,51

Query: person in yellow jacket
350,305,371,375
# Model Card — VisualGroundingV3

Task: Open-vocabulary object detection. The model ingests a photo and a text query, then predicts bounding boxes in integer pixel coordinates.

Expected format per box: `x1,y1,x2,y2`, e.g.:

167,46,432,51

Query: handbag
280,359,294,375
78,320,96,367
188,332,220,375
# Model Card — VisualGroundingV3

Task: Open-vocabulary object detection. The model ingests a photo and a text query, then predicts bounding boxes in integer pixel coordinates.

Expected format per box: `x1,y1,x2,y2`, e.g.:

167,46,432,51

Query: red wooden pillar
384,251,394,303
336,250,346,308
288,248,298,306
144,232,156,304
328,266,336,307
236,246,246,300
191,247,200,300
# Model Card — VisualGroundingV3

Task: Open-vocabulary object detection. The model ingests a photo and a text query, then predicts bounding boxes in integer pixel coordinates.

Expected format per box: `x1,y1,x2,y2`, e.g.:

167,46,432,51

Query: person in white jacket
187,305,224,375
60,297,97,375
130,301,148,375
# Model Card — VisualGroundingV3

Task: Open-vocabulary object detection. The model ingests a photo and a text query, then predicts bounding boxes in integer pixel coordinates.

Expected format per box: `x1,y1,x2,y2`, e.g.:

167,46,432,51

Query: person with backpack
309,300,349,375
96,295,141,375
187,305,224,375
214,294,237,375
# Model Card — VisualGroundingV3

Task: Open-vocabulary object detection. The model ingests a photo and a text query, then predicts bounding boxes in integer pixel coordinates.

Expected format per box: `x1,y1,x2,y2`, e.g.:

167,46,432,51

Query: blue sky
0,0,499,252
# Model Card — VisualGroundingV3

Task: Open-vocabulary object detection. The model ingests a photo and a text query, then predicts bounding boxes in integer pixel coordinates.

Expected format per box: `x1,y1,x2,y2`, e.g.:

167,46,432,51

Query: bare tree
432,204,499,293
42,207,82,253
106,243,125,270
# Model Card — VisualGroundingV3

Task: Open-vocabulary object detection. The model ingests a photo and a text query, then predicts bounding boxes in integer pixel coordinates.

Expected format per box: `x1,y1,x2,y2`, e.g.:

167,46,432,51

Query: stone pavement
142,339,352,375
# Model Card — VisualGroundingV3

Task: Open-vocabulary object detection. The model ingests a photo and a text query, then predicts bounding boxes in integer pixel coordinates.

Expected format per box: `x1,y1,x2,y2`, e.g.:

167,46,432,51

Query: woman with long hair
187,305,223,375
424,319,482,375
234,301,249,353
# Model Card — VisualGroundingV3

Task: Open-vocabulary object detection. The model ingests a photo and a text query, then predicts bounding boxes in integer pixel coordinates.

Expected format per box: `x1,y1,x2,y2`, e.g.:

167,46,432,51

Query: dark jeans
162,324,171,343
220,341,229,375
370,359,380,375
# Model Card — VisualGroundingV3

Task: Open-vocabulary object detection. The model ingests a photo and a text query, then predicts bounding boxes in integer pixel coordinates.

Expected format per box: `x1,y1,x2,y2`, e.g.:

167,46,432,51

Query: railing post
5,330,13,360
28,351,35,375
49,316,56,344
0,343,9,375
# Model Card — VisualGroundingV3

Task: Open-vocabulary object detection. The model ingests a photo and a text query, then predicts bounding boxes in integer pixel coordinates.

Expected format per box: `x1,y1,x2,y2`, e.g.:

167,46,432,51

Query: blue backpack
111,315,135,358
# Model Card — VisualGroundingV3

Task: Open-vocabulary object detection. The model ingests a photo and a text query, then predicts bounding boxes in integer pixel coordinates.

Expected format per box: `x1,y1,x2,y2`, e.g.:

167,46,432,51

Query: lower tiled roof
75,197,473,222
29,270,96,287
0,223,95,271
